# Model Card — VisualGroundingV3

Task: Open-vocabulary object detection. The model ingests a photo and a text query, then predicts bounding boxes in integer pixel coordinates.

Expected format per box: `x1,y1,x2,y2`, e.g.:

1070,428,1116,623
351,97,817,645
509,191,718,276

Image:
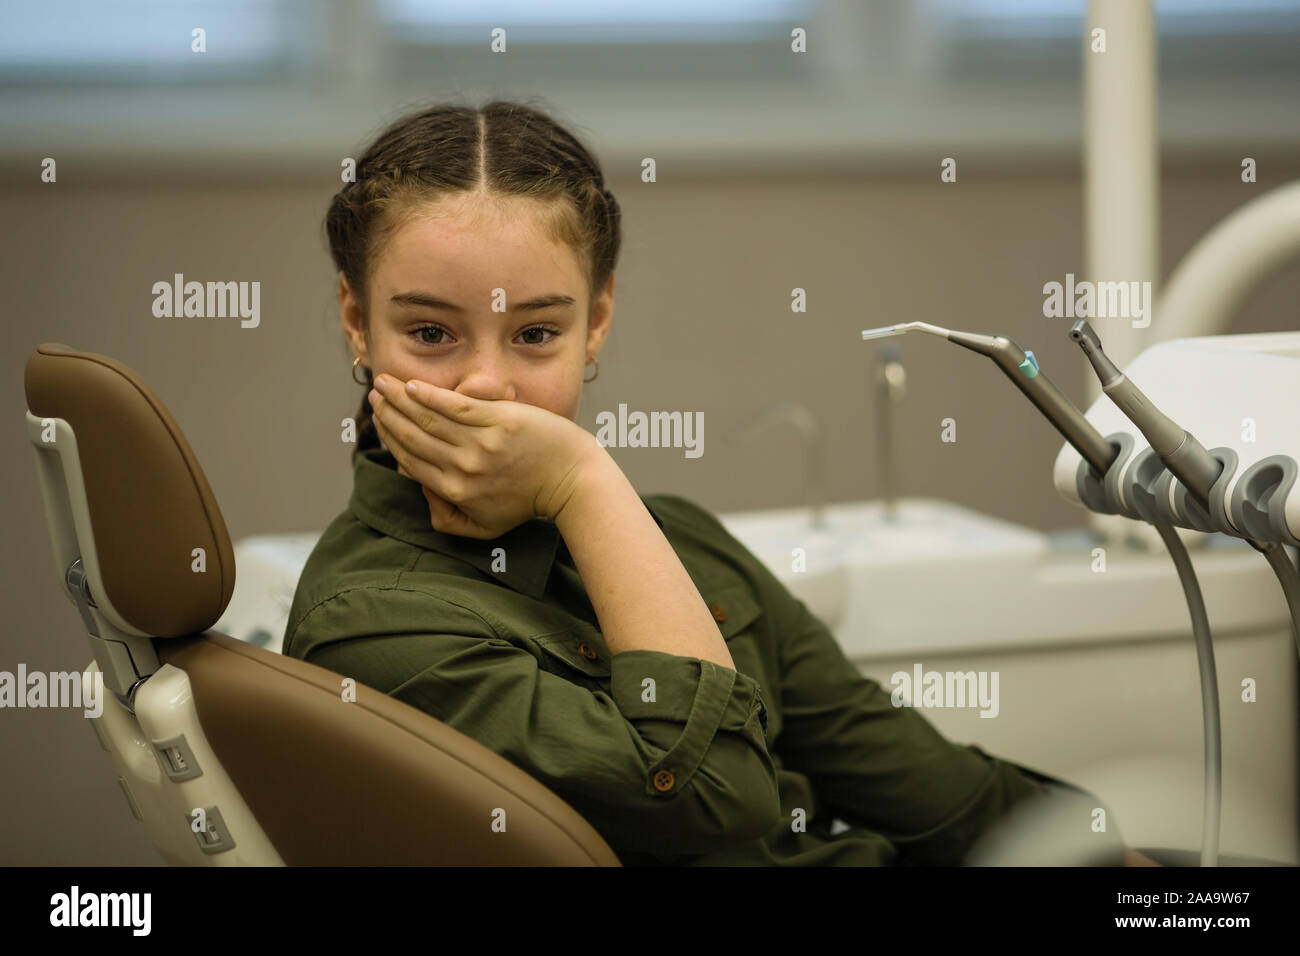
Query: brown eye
519,326,559,346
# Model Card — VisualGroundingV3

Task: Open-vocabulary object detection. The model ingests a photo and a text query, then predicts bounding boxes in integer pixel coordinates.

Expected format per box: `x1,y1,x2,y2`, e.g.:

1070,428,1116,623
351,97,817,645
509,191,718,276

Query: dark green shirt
284,442,1124,865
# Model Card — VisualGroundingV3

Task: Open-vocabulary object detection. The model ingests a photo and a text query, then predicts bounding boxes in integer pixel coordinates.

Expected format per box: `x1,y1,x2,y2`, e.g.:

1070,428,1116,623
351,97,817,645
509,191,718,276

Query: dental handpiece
1070,319,1300,646
1069,320,1224,509
861,322,1118,478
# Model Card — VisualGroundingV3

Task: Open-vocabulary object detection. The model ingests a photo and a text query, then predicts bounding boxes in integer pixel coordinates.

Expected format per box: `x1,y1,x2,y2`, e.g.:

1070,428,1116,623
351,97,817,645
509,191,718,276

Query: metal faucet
723,400,826,529
875,343,906,521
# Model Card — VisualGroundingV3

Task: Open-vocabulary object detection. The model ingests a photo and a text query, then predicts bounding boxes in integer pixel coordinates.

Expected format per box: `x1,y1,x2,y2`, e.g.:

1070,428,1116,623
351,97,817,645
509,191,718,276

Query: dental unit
862,319,1300,867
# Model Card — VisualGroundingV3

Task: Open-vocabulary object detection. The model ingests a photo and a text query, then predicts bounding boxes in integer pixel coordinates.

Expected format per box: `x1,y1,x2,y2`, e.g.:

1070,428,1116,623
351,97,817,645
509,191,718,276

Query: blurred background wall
2,0,1298,864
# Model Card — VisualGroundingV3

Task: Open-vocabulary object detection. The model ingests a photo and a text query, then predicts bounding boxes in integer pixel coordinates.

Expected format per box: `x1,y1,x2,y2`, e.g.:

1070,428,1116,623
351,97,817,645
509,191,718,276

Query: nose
454,352,516,403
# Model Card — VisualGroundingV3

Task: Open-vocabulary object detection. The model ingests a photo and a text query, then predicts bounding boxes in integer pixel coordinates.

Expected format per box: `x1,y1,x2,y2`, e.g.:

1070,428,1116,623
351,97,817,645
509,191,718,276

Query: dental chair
23,343,621,866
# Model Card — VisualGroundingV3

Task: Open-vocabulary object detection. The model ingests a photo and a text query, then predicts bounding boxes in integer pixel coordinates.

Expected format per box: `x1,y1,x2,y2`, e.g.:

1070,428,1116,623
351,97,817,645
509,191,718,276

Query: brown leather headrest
25,343,235,637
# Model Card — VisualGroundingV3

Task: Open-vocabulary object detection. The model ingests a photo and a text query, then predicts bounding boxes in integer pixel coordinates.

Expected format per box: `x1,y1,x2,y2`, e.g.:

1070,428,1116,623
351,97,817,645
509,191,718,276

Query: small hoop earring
351,355,370,386
583,356,599,383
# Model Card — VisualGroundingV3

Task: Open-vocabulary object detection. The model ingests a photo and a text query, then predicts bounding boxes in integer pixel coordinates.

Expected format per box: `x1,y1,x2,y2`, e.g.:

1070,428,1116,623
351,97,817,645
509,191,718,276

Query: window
378,0,811,41
1,1,1295,171
938,0,1300,76
0,0,320,85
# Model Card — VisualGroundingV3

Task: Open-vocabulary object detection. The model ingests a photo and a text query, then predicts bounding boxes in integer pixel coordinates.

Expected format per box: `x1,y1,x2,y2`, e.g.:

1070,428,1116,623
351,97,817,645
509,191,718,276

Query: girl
284,99,1150,866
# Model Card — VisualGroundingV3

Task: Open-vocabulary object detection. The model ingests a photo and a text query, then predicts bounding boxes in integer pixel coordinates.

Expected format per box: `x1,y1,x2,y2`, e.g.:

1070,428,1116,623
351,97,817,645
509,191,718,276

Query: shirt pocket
700,579,763,644
531,627,613,692
699,579,776,740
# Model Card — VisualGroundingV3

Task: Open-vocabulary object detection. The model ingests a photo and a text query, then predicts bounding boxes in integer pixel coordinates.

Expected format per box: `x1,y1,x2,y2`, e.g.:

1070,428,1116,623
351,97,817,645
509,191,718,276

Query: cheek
552,379,585,420
516,366,582,413
560,387,584,422
375,352,455,390
369,332,432,381
523,393,578,420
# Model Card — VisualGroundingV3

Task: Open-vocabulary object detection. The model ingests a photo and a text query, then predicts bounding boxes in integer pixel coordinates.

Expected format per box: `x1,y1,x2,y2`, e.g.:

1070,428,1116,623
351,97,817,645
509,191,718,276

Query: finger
374,376,464,447
379,425,415,480
373,413,447,488
372,415,405,465
404,378,497,428
371,389,459,476
375,412,472,513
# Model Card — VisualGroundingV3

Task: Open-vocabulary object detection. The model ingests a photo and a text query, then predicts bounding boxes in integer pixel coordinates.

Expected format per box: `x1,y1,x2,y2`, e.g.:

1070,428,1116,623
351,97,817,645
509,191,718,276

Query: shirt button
578,643,598,661
709,603,727,623
653,770,675,792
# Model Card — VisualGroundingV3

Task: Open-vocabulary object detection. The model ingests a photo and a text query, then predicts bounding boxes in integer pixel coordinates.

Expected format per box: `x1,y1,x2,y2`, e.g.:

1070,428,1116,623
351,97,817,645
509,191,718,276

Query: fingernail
368,388,380,407
406,380,418,395
374,374,387,390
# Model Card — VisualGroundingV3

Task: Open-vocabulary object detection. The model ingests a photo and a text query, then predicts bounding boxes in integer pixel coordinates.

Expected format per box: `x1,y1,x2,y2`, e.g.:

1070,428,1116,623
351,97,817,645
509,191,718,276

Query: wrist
540,429,608,522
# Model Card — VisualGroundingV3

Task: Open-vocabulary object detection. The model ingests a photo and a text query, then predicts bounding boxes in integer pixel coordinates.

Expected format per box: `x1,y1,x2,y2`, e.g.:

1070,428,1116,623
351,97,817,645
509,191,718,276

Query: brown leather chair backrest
25,343,621,865
26,344,235,637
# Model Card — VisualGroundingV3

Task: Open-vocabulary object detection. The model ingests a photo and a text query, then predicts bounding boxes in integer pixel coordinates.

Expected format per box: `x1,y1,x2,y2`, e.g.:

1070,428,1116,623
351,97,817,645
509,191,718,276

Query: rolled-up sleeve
609,649,772,804
291,587,782,858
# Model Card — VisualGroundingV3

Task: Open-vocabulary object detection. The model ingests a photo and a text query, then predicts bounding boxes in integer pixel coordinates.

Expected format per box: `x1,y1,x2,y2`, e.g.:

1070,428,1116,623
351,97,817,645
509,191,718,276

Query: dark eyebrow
389,291,577,312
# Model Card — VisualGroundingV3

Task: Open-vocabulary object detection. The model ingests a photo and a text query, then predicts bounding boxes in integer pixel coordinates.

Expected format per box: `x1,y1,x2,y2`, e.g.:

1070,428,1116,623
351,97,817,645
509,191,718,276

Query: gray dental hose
861,320,1223,865
1144,520,1221,869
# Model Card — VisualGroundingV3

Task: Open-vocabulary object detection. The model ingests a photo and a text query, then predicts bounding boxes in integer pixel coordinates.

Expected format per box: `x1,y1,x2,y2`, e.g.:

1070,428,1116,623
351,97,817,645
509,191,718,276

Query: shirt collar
348,442,664,601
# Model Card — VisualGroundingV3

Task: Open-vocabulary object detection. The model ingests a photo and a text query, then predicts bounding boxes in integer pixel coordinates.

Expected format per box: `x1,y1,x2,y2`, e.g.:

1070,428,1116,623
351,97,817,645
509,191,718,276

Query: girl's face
341,190,612,423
